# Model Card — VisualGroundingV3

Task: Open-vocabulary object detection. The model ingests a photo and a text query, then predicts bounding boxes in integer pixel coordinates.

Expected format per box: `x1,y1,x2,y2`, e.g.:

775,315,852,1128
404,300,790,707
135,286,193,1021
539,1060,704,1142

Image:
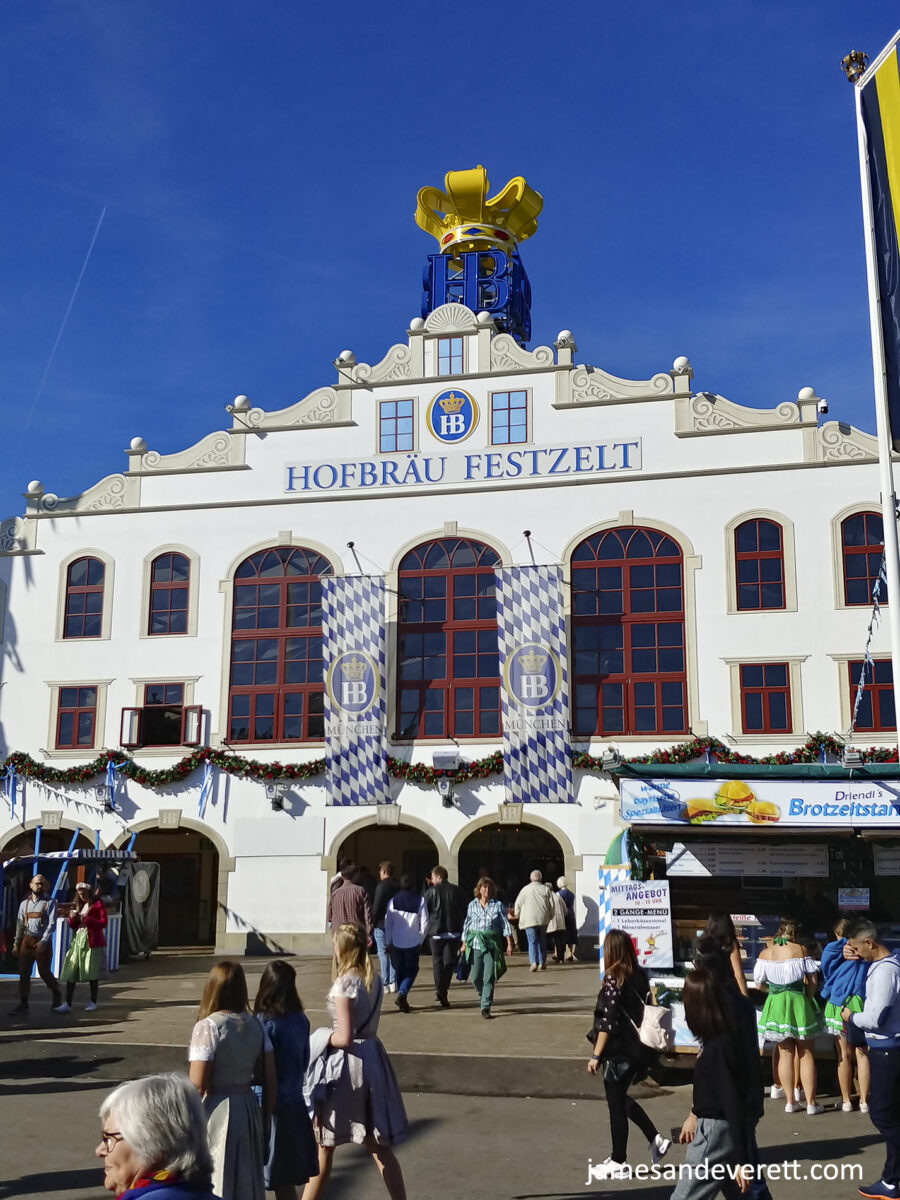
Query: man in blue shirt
843,918,900,1200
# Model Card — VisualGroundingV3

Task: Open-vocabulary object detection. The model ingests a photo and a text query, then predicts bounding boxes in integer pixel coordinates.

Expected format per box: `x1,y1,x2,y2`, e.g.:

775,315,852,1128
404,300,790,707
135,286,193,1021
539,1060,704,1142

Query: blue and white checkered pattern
598,865,631,974
321,576,391,806
495,565,573,803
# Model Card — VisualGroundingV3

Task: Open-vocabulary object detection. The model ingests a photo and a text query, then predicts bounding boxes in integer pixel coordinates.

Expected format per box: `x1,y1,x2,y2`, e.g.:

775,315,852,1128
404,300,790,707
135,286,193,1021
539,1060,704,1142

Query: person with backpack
842,918,900,1200
585,929,670,1179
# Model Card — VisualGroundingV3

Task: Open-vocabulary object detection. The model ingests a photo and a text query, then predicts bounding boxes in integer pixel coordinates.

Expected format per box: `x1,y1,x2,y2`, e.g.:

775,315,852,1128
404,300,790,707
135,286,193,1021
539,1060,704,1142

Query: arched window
63,556,105,639
396,538,500,739
148,552,190,634
571,527,687,736
734,519,785,610
227,546,332,743
842,512,886,606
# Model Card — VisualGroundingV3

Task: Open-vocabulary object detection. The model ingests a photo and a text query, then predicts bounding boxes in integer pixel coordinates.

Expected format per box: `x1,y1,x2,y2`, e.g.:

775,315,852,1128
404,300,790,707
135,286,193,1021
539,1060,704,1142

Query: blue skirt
266,1100,319,1188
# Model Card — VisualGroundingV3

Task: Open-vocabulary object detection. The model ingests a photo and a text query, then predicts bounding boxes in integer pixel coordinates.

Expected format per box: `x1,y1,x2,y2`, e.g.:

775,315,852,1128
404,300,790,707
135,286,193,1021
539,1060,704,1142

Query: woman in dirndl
58,880,107,1012
820,916,870,1112
754,918,823,1115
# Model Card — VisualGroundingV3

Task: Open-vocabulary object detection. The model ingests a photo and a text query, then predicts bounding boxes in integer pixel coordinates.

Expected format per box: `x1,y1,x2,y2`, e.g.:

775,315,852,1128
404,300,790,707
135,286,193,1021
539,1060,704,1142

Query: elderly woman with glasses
96,1073,222,1198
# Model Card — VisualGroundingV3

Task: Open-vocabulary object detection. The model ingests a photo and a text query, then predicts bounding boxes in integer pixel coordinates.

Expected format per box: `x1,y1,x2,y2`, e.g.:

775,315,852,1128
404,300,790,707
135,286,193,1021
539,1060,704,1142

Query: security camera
817,397,829,415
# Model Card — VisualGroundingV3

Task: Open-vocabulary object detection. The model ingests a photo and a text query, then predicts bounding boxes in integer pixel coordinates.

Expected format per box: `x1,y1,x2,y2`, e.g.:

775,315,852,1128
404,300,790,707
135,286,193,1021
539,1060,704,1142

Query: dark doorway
336,824,440,893
458,823,565,906
130,828,218,945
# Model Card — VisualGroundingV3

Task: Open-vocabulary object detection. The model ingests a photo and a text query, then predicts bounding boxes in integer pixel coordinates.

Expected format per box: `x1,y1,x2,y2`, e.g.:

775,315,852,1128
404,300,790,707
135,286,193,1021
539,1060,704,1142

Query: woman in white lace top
302,924,408,1200
753,919,822,1115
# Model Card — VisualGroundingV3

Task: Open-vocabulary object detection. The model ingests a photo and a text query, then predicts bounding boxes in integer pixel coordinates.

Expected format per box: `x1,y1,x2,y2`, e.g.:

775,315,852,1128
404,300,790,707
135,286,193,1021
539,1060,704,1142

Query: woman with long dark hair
254,961,319,1199
703,911,749,997
675,968,750,1198
585,929,670,1178
189,961,276,1200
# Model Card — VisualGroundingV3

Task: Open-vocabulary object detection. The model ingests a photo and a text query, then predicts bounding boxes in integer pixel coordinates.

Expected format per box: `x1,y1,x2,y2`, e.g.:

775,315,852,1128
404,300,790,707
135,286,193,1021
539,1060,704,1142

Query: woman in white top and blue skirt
754,918,822,1115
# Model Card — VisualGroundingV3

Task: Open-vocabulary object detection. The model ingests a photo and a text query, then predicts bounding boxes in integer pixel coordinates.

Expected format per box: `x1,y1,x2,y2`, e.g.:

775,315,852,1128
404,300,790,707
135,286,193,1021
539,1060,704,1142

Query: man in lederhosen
11,875,63,1013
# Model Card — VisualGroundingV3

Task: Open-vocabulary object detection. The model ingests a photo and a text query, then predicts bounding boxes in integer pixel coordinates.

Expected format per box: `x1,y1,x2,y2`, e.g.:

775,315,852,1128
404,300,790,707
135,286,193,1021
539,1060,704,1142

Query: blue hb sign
505,642,561,710
326,652,379,715
426,389,479,443
422,250,532,345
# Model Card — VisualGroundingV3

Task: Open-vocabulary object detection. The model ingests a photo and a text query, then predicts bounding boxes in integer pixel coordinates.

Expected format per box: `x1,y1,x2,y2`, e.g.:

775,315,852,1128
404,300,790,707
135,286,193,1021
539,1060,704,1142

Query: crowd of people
587,910,900,1200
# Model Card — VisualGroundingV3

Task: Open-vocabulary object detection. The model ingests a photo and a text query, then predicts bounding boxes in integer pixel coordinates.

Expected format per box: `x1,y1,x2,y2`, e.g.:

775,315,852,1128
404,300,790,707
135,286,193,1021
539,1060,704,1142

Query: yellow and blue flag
860,40,900,446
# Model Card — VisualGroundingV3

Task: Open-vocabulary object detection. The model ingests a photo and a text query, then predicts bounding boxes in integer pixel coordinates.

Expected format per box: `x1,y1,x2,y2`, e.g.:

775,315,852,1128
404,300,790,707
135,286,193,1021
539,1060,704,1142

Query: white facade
0,301,893,952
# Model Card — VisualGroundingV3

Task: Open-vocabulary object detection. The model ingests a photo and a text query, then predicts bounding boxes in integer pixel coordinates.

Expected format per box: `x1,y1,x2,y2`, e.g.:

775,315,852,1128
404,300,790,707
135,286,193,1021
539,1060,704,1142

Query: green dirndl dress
60,926,102,983
758,981,821,1042
824,993,864,1034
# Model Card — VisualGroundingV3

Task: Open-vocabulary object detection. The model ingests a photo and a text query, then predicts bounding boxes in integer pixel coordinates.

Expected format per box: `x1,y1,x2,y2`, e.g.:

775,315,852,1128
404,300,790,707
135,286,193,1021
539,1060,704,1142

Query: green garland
2,731,896,793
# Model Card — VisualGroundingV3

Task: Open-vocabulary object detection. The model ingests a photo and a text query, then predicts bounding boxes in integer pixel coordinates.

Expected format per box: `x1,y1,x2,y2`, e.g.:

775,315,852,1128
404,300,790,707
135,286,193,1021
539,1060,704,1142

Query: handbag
455,949,471,982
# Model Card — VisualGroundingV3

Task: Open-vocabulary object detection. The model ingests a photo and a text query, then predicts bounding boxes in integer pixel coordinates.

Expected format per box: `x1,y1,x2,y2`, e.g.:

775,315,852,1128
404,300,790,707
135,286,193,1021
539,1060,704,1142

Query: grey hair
530,869,543,882
99,1073,212,1184
846,917,880,943
556,877,567,889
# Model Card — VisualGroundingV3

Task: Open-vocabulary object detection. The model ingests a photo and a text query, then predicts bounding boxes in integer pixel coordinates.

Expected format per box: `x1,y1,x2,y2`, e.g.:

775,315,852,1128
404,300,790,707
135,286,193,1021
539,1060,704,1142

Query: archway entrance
336,824,440,892
1,828,94,857
458,823,565,904
130,827,218,946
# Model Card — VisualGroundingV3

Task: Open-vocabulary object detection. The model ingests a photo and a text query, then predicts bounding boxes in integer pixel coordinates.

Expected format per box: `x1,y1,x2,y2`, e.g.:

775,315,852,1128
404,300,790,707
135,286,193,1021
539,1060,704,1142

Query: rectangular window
120,685,202,748
56,687,98,749
739,663,791,734
490,391,528,445
849,659,896,732
379,399,415,453
437,337,463,376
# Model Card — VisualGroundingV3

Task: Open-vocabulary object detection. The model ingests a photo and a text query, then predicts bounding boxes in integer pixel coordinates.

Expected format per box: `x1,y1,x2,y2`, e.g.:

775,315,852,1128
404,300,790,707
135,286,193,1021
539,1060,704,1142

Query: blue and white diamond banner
321,576,391,806
495,565,573,803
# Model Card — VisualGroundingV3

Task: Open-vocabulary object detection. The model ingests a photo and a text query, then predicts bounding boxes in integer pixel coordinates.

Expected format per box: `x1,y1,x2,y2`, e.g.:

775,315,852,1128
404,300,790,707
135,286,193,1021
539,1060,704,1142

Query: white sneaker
387,983,397,993
793,1087,804,1103
806,1103,824,1116
590,1158,630,1180
530,963,538,972
52,1002,71,1014
85,1001,97,1012
650,1134,671,1165
841,1101,854,1112
784,1102,800,1113
770,1085,785,1099
860,1102,870,1113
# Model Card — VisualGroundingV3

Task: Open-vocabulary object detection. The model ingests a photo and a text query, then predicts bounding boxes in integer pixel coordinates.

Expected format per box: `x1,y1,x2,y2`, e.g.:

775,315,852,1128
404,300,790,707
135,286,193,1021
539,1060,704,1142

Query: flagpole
853,82,900,710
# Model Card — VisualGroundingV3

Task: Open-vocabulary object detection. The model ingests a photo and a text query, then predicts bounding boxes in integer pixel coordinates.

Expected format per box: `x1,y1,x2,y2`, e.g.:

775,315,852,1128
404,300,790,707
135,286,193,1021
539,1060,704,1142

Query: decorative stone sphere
409,317,426,331
232,394,250,411
672,355,691,372
797,386,817,402
556,329,574,344
129,436,147,452
476,311,494,325
337,350,355,363
26,480,43,495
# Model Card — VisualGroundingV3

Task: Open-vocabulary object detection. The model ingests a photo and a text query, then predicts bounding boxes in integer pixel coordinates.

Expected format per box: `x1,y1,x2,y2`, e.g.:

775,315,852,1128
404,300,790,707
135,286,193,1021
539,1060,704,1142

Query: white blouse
188,1012,273,1062
753,956,818,987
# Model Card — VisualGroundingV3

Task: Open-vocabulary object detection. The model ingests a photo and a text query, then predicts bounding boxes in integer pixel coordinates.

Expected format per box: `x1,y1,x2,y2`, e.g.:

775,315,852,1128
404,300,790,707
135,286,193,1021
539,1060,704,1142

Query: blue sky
1,1,899,520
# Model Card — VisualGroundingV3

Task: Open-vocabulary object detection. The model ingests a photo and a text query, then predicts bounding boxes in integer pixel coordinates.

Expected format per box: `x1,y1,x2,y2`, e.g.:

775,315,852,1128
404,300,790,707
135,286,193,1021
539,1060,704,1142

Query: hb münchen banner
495,565,573,803
321,576,391,806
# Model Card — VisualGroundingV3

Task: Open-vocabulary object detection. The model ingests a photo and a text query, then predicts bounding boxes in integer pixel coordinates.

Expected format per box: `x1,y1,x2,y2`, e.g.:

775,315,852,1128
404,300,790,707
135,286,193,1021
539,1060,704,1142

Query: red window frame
227,546,332,744
848,659,896,732
56,686,98,749
739,663,792,734
490,391,528,445
571,527,687,737
63,557,105,639
148,552,190,635
734,519,785,610
842,512,886,607
396,538,500,739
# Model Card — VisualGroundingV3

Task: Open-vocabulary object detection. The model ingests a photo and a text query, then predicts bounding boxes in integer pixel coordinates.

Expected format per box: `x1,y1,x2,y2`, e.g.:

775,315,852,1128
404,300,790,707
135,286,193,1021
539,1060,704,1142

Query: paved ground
0,951,885,1198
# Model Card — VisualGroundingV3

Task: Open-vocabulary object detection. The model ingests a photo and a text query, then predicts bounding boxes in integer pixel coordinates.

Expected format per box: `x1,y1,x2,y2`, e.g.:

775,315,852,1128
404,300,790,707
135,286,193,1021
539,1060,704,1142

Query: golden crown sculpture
341,656,367,680
438,392,466,413
519,652,547,673
415,165,543,256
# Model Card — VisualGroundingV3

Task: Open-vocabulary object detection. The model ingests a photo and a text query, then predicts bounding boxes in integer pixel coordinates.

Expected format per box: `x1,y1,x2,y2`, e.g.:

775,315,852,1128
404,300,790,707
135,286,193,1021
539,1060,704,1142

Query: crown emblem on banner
341,656,367,680
438,392,466,414
415,165,543,257
518,652,547,672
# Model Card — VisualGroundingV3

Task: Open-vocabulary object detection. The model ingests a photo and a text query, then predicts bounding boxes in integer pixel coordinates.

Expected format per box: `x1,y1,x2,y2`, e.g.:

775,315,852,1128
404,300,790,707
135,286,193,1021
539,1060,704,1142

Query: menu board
608,879,674,967
666,841,828,878
875,845,900,875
